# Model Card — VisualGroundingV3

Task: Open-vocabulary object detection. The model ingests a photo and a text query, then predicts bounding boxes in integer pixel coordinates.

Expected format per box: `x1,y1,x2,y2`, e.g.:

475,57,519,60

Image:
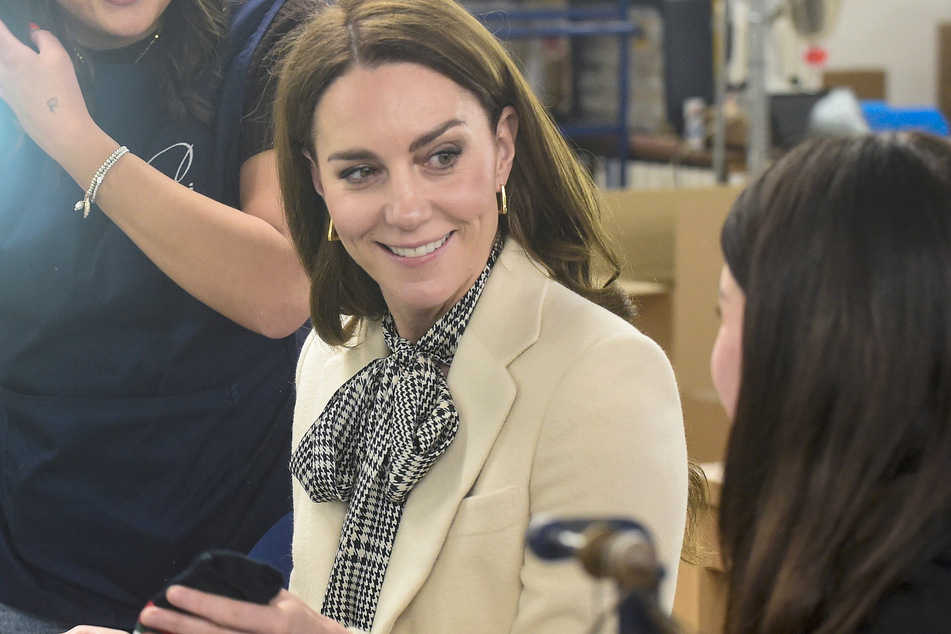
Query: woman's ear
303,148,324,197
495,106,519,186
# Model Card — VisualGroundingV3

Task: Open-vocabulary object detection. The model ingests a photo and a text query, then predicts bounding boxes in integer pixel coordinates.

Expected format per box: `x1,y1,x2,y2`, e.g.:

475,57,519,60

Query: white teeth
388,234,449,258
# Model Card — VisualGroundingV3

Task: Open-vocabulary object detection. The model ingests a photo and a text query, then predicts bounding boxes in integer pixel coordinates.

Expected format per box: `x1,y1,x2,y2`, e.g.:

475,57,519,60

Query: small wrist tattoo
47,98,58,113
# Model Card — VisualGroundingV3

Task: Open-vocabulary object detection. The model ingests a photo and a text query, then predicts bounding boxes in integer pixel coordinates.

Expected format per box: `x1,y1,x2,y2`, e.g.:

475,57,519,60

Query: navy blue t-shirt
0,0,301,627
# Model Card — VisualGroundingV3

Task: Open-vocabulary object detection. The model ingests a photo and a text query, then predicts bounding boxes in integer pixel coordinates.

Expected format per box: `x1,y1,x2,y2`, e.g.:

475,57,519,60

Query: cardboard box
600,186,738,464
600,188,738,631
822,68,887,101
939,24,951,126
673,462,727,633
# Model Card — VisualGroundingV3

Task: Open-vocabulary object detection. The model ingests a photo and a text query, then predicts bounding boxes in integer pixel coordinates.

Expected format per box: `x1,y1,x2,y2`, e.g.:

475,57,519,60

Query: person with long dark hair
127,0,689,631
712,132,951,633
0,0,313,630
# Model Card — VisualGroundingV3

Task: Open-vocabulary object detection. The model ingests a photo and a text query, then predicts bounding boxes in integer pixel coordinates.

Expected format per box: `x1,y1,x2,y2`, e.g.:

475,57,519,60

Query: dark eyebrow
325,119,466,162
326,149,376,162
408,119,465,152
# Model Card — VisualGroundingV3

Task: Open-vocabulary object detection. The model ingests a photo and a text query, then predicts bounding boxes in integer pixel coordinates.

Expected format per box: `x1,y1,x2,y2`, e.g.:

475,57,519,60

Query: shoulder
487,244,679,420
485,241,671,370
295,328,340,386
295,321,377,386
251,0,316,60
527,249,664,359
293,324,382,446
543,278,642,343
240,0,318,78
501,242,638,329
238,0,318,158
505,246,682,449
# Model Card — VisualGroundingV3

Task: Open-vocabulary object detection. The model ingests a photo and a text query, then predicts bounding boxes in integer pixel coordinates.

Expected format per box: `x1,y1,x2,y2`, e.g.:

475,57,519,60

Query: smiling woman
134,0,690,632
309,63,515,342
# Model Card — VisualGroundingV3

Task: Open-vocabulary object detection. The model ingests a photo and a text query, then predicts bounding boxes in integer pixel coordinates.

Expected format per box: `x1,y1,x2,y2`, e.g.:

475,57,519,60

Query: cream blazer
289,242,688,633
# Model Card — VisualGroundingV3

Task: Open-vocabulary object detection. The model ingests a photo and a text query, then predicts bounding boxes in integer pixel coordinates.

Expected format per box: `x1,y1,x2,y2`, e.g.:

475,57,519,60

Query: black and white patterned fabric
290,236,505,630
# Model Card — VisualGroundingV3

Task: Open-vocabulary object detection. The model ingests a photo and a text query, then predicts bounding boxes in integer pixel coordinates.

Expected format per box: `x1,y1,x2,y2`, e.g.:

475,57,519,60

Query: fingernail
29,23,40,31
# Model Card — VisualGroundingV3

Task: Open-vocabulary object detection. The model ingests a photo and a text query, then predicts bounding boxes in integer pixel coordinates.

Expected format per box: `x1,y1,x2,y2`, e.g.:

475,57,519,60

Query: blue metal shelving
472,0,640,186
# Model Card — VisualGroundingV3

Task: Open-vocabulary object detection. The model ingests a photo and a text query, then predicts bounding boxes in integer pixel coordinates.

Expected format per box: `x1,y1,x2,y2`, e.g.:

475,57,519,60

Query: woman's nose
384,173,431,229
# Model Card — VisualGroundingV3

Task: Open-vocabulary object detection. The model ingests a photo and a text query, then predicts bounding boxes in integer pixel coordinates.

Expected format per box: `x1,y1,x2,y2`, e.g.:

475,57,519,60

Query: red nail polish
29,23,41,31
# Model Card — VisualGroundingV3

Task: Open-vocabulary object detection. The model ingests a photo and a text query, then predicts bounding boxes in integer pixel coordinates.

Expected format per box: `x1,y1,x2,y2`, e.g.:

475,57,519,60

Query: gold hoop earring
327,217,340,242
496,184,508,215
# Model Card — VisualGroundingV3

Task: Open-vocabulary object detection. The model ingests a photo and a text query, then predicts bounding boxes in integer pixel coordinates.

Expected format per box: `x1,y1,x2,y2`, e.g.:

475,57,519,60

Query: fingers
0,20,67,63
29,23,67,56
138,601,229,634
61,627,130,634
138,586,275,634
138,587,343,634
168,584,266,624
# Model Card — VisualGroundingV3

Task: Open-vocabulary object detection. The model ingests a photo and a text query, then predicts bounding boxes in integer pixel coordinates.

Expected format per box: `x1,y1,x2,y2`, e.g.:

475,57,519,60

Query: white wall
822,0,951,106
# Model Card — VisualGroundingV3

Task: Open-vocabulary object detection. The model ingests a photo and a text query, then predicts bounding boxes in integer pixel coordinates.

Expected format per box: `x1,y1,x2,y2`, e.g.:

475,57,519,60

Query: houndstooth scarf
290,236,504,630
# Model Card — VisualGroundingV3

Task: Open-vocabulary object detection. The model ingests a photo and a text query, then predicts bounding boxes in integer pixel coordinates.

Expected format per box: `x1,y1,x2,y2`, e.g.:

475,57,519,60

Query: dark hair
718,133,951,633
274,0,632,345
28,0,228,123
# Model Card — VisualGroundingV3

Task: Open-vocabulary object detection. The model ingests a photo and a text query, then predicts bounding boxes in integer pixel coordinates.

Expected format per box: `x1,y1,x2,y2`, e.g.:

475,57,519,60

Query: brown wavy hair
273,0,632,345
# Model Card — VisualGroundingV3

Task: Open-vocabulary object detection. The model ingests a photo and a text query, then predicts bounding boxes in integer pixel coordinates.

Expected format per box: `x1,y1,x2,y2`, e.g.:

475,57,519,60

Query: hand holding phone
133,551,285,634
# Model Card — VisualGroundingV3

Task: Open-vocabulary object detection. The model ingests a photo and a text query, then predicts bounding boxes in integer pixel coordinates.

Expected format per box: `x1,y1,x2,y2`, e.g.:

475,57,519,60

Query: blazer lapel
292,324,390,598
371,243,548,628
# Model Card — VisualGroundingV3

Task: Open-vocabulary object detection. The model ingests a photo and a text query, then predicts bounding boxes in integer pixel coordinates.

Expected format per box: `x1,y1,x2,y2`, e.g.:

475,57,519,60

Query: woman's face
711,265,745,419
54,0,172,49
309,62,517,342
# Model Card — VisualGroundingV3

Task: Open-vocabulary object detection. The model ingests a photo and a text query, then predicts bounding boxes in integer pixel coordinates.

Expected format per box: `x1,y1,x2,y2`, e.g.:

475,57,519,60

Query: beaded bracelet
74,145,130,219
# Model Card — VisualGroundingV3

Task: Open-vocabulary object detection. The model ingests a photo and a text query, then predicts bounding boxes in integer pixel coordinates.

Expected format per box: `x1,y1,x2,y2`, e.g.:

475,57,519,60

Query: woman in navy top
0,0,312,629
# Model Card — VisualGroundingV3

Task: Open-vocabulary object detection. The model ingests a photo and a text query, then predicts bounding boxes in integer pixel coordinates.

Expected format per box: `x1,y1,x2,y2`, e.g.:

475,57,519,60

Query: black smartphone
131,550,286,633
